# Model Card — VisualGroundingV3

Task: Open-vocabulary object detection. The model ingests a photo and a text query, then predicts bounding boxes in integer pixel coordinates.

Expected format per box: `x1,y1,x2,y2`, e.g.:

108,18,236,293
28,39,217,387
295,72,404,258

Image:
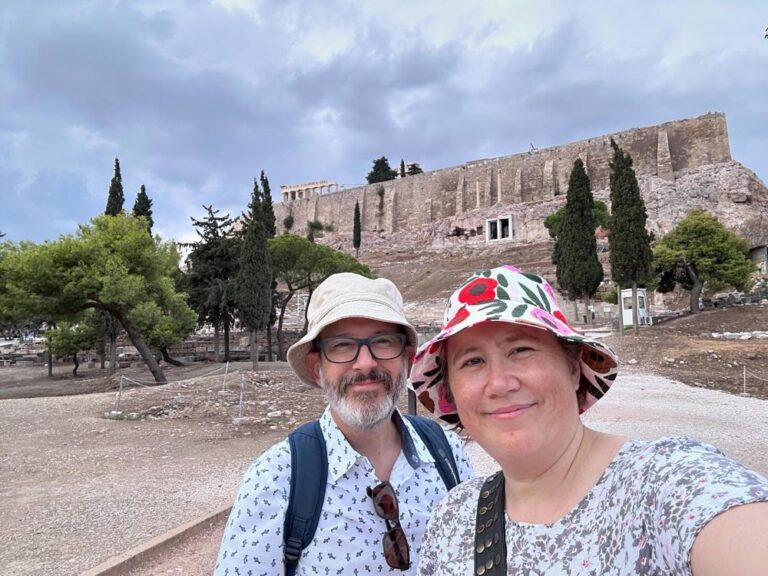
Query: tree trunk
72,353,79,376
302,288,314,335
687,264,703,313
48,343,53,377
631,282,640,335
120,317,167,384
250,329,259,370
277,292,293,361
213,322,221,363
160,346,185,367
266,324,273,363
88,301,167,384
572,299,579,324
223,313,231,362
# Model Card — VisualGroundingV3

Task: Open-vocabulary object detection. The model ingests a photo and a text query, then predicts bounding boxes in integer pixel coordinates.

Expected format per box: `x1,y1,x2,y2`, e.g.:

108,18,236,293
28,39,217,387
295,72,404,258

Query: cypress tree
608,138,652,334
554,159,603,323
105,158,124,216
353,200,362,257
400,159,406,178
235,179,273,370
260,170,276,238
132,184,154,232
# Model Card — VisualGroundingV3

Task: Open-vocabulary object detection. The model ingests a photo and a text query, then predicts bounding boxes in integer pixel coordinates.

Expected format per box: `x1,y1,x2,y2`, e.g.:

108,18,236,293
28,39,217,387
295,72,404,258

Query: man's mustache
340,369,393,393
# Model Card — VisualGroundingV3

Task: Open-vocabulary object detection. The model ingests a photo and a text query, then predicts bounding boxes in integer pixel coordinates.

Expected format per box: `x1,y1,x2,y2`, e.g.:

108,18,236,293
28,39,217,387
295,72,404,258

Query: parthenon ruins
280,180,338,201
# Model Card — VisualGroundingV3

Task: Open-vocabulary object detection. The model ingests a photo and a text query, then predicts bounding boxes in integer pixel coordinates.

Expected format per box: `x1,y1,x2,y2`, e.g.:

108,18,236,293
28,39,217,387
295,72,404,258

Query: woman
410,265,768,575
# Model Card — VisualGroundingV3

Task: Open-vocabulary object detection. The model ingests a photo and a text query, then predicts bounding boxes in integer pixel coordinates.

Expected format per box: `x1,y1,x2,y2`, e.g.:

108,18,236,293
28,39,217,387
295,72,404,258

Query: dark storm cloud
0,1,766,244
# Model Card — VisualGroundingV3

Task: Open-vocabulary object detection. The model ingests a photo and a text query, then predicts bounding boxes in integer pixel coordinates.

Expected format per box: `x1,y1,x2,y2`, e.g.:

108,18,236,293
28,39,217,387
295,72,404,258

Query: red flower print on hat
553,310,569,326
444,305,469,329
458,277,498,305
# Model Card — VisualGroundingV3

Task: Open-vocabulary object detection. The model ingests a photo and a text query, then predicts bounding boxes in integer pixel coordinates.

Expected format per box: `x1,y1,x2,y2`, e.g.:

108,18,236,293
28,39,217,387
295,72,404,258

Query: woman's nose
485,359,520,396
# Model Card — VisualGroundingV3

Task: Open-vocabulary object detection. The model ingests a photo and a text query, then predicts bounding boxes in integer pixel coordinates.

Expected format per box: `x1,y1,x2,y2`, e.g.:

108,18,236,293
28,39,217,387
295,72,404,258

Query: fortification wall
274,113,763,246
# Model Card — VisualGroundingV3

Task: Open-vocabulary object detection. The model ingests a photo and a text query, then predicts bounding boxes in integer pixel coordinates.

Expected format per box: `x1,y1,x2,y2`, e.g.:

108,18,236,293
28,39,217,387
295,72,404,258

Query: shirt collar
319,407,434,483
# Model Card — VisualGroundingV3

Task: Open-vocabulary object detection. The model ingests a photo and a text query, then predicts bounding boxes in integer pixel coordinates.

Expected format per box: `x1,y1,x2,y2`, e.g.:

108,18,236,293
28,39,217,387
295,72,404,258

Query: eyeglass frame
315,332,408,364
366,480,411,570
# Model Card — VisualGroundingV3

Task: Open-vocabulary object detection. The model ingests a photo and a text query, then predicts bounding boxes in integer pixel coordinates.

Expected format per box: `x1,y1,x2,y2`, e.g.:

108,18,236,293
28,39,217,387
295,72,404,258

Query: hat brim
287,299,419,387
408,310,618,423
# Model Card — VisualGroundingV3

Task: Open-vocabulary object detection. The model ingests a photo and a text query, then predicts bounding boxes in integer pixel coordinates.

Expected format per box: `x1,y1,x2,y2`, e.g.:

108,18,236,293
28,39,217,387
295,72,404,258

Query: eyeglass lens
367,482,410,570
320,333,406,363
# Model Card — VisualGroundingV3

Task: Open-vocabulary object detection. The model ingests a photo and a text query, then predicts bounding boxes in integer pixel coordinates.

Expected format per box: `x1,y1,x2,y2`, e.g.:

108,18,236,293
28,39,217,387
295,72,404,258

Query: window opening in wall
485,216,514,242
476,226,483,236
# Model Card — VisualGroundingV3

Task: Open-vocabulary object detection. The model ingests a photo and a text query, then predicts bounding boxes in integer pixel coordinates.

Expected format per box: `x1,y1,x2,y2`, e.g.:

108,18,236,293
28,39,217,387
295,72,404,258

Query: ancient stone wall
275,112,765,247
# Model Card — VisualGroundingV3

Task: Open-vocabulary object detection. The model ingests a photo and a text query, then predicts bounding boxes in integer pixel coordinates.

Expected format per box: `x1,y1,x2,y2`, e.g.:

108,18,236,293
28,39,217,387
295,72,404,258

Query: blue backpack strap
404,414,460,490
284,420,327,576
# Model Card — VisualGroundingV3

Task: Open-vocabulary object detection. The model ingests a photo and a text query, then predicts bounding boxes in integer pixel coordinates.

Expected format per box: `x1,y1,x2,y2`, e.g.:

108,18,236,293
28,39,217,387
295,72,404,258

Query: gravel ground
130,372,768,576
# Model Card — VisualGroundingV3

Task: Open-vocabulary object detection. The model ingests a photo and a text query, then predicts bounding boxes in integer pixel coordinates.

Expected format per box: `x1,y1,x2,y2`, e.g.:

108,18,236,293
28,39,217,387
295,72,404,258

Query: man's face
306,318,411,430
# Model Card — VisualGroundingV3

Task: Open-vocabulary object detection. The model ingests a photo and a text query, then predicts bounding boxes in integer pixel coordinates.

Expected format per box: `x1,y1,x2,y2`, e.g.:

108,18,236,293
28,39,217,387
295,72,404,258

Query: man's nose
352,342,378,370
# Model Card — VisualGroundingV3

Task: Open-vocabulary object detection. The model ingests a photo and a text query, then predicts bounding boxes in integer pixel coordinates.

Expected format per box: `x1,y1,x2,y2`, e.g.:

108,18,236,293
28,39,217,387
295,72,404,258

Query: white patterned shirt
418,436,768,576
214,408,474,576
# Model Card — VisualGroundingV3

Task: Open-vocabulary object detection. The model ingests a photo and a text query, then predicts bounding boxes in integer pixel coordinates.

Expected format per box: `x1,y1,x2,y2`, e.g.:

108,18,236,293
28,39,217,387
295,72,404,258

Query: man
214,272,473,575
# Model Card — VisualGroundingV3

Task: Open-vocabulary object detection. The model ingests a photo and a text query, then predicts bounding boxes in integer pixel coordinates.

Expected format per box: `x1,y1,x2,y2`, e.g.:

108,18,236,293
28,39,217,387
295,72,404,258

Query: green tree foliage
132,184,154,232
269,234,371,359
105,158,125,216
306,219,324,242
406,163,423,176
183,205,239,362
260,170,276,238
608,138,653,333
235,179,273,369
544,200,611,240
554,159,603,322
653,210,755,313
353,200,362,257
283,212,294,232
366,157,398,184
400,159,406,178
47,317,99,376
0,214,194,383
259,170,279,359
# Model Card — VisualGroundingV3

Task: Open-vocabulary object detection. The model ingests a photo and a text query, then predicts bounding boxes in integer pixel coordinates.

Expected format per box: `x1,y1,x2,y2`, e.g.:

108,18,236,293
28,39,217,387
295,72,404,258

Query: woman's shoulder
440,475,489,508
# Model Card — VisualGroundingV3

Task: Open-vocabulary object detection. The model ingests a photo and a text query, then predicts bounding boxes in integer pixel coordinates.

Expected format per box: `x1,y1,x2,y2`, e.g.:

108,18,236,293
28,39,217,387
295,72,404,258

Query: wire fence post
742,365,748,396
114,375,124,412
221,361,230,391
238,373,245,419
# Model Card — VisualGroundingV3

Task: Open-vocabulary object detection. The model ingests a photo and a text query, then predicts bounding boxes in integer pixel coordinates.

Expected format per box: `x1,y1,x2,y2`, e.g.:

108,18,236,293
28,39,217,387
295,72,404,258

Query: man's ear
305,350,322,384
405,345,415,369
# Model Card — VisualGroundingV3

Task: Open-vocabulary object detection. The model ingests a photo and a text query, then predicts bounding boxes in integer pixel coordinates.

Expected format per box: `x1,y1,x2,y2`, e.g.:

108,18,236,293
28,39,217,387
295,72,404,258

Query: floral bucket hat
409,265,619,425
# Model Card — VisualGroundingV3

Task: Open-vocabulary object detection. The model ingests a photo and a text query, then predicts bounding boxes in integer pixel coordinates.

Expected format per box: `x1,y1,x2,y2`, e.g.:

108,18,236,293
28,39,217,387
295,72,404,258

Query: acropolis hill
274,112,768,304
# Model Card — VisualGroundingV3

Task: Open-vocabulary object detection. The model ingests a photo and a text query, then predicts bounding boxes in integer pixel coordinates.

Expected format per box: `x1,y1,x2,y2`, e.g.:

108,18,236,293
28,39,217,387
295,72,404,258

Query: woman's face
445,321,582,467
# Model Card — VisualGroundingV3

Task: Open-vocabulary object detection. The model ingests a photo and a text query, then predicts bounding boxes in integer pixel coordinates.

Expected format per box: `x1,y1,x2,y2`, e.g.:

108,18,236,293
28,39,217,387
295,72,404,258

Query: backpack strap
475,470,507,575
404,414,460,490
284,420,327,576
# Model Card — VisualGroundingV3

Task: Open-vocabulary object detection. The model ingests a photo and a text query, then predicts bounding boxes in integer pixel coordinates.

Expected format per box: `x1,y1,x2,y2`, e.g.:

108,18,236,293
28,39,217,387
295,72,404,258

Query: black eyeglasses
317,333,407,364
367,481,410,570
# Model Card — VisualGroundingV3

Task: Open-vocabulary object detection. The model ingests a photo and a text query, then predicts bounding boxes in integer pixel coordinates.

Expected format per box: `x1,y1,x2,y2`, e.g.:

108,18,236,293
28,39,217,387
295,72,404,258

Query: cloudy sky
1,0,767,244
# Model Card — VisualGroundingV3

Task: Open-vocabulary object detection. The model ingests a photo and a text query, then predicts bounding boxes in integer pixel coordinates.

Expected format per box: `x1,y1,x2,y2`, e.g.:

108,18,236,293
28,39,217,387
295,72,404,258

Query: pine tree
105,158,125,216
406,163,424,176
235,179,273,370
554,159,603,324
400,159,406,178
366,157,398,184
353,200,362,257
608,138,652,334
132,184,154,232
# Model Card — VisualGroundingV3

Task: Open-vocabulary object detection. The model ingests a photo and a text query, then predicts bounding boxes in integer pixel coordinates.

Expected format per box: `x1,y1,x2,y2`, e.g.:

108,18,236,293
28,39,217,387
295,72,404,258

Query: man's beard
320,364,407,430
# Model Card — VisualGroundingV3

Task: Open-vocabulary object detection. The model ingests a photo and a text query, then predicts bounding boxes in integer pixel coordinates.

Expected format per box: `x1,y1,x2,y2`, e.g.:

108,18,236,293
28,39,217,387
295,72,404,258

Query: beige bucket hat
287,272,419,386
